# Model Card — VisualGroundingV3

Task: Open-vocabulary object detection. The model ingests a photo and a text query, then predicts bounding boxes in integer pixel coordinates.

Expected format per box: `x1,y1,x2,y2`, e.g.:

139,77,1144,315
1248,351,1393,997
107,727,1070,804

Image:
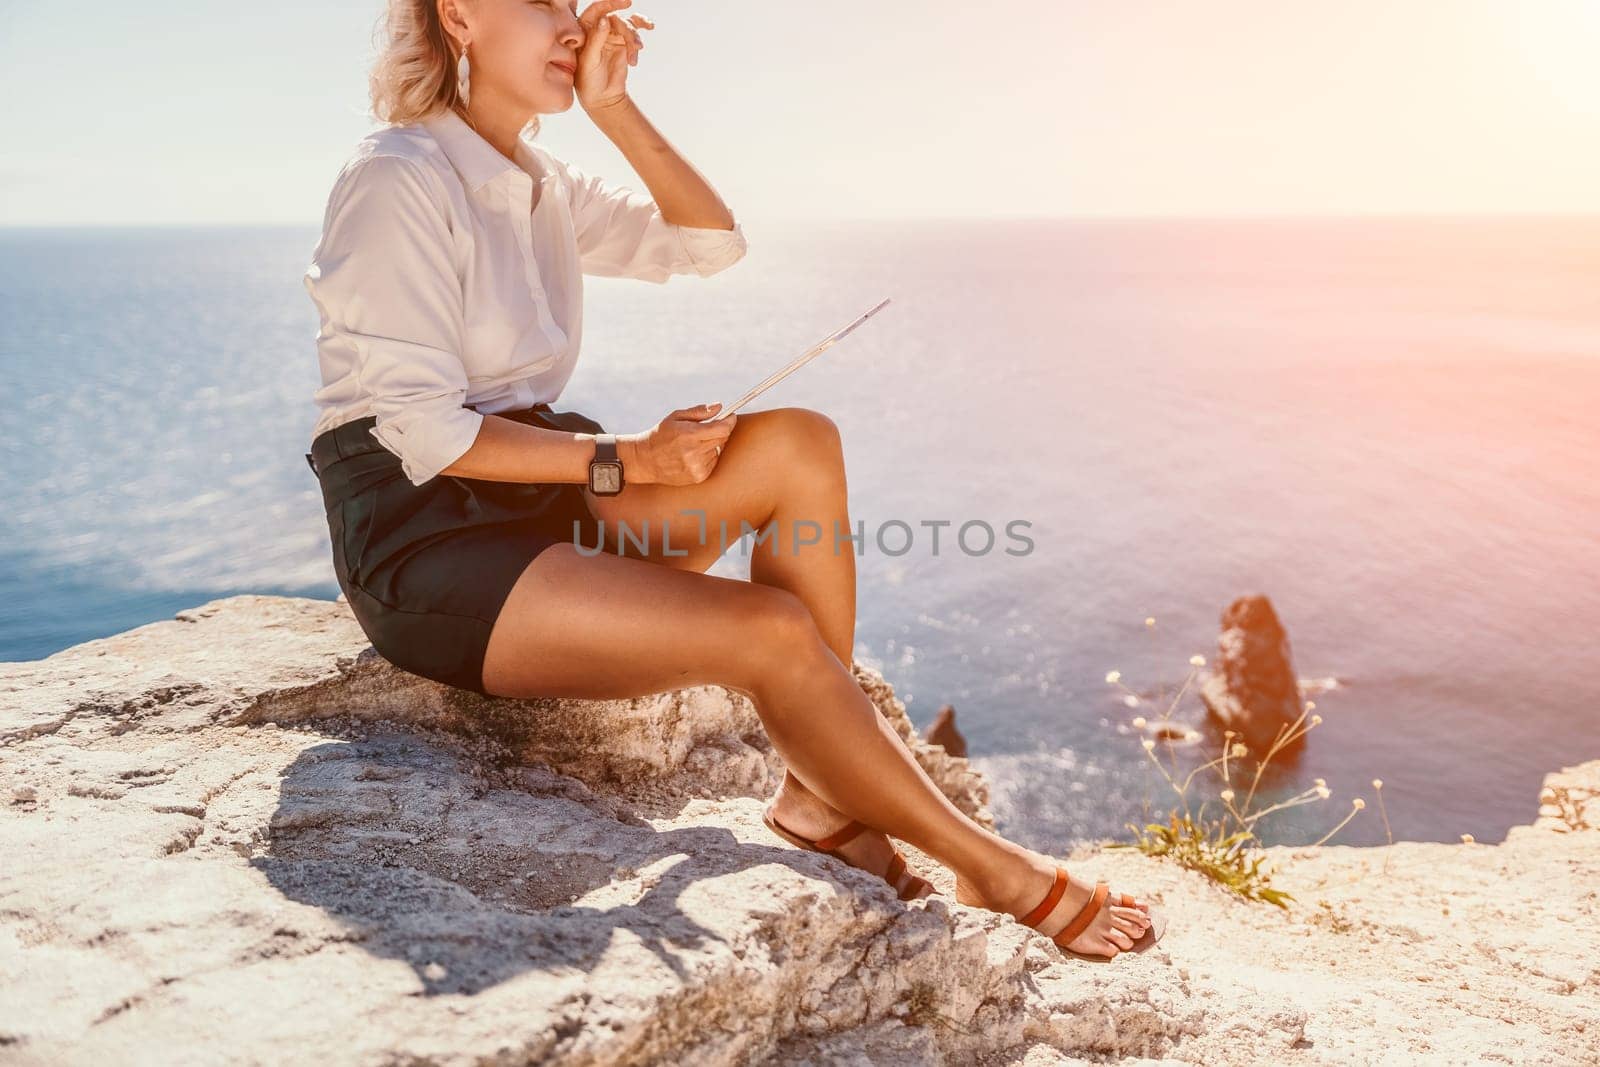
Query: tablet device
703,297,892,422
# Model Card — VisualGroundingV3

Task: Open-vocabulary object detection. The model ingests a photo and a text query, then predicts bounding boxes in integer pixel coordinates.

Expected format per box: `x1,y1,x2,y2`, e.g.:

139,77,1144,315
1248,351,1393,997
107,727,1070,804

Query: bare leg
486,427,1154,956
481,547,1004,865
584,407,929,895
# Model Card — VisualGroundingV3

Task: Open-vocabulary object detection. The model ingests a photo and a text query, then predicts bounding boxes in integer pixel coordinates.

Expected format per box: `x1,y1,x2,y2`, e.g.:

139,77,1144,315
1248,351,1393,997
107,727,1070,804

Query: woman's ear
437,0,470,43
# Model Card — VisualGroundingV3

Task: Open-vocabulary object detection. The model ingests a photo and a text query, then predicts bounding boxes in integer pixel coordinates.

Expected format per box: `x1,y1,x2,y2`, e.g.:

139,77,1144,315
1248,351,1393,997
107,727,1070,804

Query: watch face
591,462,623,494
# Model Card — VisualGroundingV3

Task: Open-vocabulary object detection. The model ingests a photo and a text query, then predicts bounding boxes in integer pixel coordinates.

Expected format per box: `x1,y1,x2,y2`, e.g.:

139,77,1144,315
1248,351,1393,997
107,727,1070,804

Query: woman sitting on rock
304,0,1164,962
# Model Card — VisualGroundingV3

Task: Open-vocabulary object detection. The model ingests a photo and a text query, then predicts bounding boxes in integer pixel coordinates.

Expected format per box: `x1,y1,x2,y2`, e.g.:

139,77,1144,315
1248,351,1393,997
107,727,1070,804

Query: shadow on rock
256,729,840,996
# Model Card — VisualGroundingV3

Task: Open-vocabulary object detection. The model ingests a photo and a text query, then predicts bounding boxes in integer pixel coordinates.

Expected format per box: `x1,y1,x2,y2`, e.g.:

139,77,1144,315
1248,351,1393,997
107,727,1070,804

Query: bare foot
955,849,1152,959
765,783,936,900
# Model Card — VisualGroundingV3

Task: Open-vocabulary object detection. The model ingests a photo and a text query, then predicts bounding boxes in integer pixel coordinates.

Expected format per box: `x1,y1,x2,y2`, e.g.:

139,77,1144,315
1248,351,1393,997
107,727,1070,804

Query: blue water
3,217,1597,849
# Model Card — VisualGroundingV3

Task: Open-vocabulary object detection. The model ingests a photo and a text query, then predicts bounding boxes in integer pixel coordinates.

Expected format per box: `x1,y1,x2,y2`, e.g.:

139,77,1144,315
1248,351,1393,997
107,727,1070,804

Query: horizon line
3,209,1599,231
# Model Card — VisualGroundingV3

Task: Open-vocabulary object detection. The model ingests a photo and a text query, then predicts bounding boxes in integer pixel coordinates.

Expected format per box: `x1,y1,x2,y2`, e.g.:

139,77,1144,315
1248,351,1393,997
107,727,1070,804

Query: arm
584,95,736,232
306,154,621,486
554,127,749,283
304,153,483,488
440,415,613,485
559,3,746,282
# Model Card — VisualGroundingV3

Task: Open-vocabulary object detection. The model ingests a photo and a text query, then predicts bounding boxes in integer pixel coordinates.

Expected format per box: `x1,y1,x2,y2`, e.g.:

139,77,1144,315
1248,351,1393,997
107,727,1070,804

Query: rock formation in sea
2,594,1595,1064
1199,593,1308,753
926,703,968,758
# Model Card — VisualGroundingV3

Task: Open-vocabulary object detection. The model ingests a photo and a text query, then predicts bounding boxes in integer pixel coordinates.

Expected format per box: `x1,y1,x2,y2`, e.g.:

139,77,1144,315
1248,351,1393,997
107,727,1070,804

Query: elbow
681,219,749,279
369,404,485,487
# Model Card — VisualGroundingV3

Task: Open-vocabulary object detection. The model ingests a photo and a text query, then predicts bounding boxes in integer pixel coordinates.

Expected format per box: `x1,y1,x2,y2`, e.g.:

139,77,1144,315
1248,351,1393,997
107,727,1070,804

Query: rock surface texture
2,594,1596,1065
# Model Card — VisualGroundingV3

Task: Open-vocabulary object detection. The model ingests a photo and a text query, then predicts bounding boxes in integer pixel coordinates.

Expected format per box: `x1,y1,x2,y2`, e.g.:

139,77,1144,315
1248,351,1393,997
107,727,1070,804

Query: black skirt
307,403,607,696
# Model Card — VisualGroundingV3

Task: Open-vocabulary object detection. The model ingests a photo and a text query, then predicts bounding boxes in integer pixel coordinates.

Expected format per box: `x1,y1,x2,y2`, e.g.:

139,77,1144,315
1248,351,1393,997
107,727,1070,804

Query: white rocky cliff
1,595,1596,1064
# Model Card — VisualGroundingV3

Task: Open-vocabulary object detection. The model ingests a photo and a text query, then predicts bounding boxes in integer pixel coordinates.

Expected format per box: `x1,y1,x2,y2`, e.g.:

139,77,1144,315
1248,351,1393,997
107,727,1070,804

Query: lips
549,61,576,77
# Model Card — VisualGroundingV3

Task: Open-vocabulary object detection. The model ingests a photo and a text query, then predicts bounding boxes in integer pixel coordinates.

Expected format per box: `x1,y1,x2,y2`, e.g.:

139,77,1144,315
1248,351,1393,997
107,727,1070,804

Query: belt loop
305,451,318,476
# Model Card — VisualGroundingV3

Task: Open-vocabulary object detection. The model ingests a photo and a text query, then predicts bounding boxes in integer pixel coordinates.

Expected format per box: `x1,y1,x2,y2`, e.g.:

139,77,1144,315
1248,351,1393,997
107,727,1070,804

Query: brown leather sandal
761,806,936,901
1019,867,1167,963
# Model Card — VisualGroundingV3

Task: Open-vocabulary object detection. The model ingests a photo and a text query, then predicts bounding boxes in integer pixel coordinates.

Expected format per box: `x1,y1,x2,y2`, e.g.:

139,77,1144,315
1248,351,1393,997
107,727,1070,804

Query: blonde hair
368,0,541,140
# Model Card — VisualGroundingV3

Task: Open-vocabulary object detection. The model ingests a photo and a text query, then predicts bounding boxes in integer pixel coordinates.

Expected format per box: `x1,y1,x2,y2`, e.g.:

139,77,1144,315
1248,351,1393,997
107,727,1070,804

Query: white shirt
304,107,748,486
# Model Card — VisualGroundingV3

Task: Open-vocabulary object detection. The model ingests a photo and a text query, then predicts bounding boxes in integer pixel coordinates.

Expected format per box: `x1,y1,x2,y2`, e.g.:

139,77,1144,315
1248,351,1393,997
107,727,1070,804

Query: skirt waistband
306,403,553,477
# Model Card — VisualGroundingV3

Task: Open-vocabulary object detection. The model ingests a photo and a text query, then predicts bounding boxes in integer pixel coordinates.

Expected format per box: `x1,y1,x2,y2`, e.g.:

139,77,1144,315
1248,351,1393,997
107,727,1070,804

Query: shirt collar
421,108,548,193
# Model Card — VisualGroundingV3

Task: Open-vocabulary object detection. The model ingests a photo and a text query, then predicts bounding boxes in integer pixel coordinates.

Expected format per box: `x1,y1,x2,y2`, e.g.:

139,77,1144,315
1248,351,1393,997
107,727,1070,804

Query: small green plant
1103,627,1367,909
1125,806,1294,908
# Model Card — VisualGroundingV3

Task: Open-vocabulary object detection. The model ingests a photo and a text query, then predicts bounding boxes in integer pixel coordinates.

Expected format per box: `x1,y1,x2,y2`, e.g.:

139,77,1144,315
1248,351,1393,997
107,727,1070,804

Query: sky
2,0,1598,225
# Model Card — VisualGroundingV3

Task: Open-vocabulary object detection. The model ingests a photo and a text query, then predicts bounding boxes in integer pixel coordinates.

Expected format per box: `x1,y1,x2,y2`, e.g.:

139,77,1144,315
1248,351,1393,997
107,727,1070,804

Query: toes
1105,926,1136,951
1113,895,1152,921
1110,904,1149,928
1116,892,1153,915
1113,908,1152,934
1092,935,1121,960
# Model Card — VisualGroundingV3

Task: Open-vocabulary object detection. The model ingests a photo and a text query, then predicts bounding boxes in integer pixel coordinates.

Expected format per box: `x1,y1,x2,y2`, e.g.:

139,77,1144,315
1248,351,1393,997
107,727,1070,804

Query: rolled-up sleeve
557,156,748,284
303,153,483,486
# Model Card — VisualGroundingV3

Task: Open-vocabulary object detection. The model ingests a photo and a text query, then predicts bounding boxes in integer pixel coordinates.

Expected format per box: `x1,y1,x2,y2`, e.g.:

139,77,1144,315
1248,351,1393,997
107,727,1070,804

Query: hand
619,403,736,486
576,0,654,114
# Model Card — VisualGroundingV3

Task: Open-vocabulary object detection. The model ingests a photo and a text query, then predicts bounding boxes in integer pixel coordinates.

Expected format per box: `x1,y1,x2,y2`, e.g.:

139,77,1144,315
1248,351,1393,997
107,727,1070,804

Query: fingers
582,1,647,68
607,12,646,65
601,11,643,66
580,0,632,33
668,405,738,442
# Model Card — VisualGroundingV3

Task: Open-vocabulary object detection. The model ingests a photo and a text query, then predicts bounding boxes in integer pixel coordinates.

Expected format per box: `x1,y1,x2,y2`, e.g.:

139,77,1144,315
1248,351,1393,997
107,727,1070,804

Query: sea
3,215,1596,850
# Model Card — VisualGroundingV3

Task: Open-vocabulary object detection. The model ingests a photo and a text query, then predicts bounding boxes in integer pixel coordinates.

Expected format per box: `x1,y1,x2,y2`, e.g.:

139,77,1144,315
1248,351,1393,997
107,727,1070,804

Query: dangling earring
456,41,472,108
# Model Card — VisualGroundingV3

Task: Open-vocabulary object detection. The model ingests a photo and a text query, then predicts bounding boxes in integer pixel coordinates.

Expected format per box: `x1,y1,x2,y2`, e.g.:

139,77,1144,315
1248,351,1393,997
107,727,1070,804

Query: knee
781,406,842,453
737,585,829,679
770,407,844,489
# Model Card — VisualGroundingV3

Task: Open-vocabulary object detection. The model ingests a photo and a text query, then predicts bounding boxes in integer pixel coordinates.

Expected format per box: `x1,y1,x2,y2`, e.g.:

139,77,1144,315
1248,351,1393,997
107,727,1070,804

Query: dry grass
1103,630,1368,909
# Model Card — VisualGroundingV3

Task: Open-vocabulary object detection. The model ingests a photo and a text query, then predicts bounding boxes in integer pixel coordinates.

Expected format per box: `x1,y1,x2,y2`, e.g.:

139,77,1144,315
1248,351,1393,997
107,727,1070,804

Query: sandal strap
813,818,868,852
1019,868,1069,928
898,873,932,901
1052,882,1111,950
884,851,907,890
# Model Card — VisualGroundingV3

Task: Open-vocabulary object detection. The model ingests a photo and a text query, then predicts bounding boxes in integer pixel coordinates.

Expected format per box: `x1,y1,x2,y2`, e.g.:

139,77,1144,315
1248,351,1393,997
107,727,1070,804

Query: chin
528,88,575,114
